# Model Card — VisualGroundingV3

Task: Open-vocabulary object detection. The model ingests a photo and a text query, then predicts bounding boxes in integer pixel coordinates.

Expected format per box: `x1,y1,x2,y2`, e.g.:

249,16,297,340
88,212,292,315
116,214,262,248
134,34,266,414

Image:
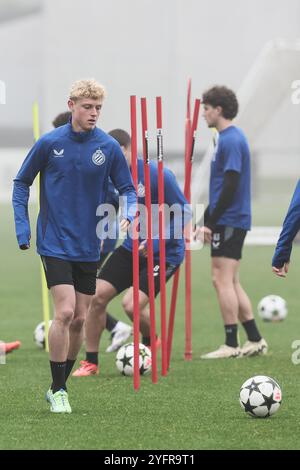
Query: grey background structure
0,0,299,202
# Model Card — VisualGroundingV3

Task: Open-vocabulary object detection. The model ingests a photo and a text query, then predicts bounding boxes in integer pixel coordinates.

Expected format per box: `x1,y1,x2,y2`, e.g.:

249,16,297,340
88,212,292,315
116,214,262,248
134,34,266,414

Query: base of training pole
184,352,192,361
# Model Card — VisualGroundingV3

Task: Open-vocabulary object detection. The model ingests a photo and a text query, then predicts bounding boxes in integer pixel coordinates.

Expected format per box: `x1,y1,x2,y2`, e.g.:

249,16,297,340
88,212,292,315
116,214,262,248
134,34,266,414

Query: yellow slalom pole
33,101,51,352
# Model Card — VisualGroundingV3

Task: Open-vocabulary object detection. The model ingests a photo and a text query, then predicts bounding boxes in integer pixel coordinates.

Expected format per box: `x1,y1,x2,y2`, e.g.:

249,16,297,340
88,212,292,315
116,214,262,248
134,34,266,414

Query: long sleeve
272,181,300,268
12,138,48,247
109,146,137,224
206,170,240,230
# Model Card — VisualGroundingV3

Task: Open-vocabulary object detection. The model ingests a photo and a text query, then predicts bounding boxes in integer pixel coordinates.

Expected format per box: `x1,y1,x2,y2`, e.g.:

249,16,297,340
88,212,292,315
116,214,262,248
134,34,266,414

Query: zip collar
66,122,97,142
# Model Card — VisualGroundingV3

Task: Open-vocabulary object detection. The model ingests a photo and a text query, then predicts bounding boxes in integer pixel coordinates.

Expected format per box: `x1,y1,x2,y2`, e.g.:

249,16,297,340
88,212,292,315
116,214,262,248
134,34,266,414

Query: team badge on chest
92,148,106,166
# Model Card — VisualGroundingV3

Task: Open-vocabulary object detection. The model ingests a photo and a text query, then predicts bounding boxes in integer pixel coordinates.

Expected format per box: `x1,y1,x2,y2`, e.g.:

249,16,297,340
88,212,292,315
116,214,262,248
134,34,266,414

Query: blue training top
272,180,300,268
101,179,119,255
209,126,251,230
12,123,136,262
122,159,192,266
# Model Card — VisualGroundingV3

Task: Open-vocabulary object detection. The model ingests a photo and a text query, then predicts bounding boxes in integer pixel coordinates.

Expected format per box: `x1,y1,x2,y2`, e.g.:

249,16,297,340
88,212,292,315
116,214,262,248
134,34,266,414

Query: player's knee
212,274,220,290
91,293,109,312
122,298,134,318
70,315,85,332
55,308,74,326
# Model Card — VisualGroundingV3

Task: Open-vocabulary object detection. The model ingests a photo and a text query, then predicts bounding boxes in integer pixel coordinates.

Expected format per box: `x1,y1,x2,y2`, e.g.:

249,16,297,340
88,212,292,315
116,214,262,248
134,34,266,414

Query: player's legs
202,226,242,357
42,256,76,365
66,291,93,378
99,246,133,352
234,271,253,323
86,280,118,352
122,287,150,336
47,284,75,412
98,252,125,333
72,279,118,376
49,285,76,363
43,256,98,410
234,271,268,356
212,256,240,326
41,256,75,411
73,247,132,376
121,262,179,347
59,259,98,379
201,257,241,359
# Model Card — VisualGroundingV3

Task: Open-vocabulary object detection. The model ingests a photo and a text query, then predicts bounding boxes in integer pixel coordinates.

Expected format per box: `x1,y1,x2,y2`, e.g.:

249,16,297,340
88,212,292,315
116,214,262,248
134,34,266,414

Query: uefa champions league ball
257,295,287,322
116,342,152,376
34,320,52,349
240,375,282,418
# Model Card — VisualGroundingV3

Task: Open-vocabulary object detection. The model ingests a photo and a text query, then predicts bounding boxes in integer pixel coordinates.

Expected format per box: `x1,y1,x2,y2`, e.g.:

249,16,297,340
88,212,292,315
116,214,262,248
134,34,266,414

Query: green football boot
48,389,72,414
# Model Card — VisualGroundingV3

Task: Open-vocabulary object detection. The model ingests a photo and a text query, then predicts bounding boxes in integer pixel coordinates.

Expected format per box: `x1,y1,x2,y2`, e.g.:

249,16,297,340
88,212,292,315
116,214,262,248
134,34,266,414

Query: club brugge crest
137,182,145,197
92,148,106,166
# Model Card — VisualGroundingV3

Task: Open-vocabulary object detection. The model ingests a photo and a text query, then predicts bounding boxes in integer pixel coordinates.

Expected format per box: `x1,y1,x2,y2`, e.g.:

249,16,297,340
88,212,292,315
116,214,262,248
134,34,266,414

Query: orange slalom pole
141,97,158,384
130,96,140,390
156,97,167,376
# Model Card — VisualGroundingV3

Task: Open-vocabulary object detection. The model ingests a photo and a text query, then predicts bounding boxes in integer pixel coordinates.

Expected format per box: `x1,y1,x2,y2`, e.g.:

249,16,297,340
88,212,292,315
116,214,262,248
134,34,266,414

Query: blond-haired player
13,79,136,413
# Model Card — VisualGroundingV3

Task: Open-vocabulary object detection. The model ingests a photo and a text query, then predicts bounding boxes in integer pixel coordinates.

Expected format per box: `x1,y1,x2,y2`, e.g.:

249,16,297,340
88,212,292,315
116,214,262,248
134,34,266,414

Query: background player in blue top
272,180,300,277
52,113,132,353
195,86,267,359
72,129,191,377
12,80,136,413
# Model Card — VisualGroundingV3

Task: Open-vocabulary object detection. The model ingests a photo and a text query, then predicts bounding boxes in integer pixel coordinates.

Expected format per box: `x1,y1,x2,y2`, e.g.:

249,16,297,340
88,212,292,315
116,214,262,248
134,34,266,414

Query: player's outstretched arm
272,180,300,272
12,137,49,250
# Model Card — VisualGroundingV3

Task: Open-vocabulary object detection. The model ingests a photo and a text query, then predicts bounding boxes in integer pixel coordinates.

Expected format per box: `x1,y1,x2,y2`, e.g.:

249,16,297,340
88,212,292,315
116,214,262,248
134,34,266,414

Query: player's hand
138,241,147,257
193,225,201,241
120,218,130,232
272,263,289,278
194,226,212,244
20,244,30,250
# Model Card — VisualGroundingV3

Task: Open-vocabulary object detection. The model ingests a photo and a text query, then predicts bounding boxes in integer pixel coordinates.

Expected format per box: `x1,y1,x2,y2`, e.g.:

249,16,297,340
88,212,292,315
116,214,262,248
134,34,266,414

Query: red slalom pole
185,78,192,177
184,99,201,199
130,96,140,390
167,268,180,369
167,79,192,370
183,98,201,361
141,97,158,384
156,97,167,376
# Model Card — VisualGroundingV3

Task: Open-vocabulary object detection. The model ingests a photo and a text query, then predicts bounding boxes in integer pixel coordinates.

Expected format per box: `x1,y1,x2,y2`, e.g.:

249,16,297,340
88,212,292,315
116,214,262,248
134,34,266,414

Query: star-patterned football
239,375,282,418
116,343,152,376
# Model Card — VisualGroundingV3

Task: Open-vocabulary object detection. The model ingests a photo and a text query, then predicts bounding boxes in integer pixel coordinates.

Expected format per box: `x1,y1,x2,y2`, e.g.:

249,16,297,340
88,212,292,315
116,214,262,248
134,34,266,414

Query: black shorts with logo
98,245,179,297
211,225,247,260
41,256,99,295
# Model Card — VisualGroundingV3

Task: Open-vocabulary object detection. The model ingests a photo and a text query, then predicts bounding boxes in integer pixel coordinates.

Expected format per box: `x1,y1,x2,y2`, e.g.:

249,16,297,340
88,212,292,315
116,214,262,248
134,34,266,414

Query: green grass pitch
1,204,300,450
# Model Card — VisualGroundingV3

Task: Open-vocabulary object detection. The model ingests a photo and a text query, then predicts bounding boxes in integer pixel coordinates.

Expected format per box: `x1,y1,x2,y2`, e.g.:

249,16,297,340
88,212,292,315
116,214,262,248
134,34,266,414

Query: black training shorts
211,225,247,260
41,256,99,295
98,245,179,297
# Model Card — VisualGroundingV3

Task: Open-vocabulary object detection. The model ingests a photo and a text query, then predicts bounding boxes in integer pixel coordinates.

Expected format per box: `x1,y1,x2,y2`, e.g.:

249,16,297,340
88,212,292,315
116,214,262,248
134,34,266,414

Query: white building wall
0,0,299,201
42,0,300,153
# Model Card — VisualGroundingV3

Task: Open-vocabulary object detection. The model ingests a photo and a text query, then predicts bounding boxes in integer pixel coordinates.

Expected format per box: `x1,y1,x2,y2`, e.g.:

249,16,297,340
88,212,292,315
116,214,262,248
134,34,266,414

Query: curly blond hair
69,79,106,102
